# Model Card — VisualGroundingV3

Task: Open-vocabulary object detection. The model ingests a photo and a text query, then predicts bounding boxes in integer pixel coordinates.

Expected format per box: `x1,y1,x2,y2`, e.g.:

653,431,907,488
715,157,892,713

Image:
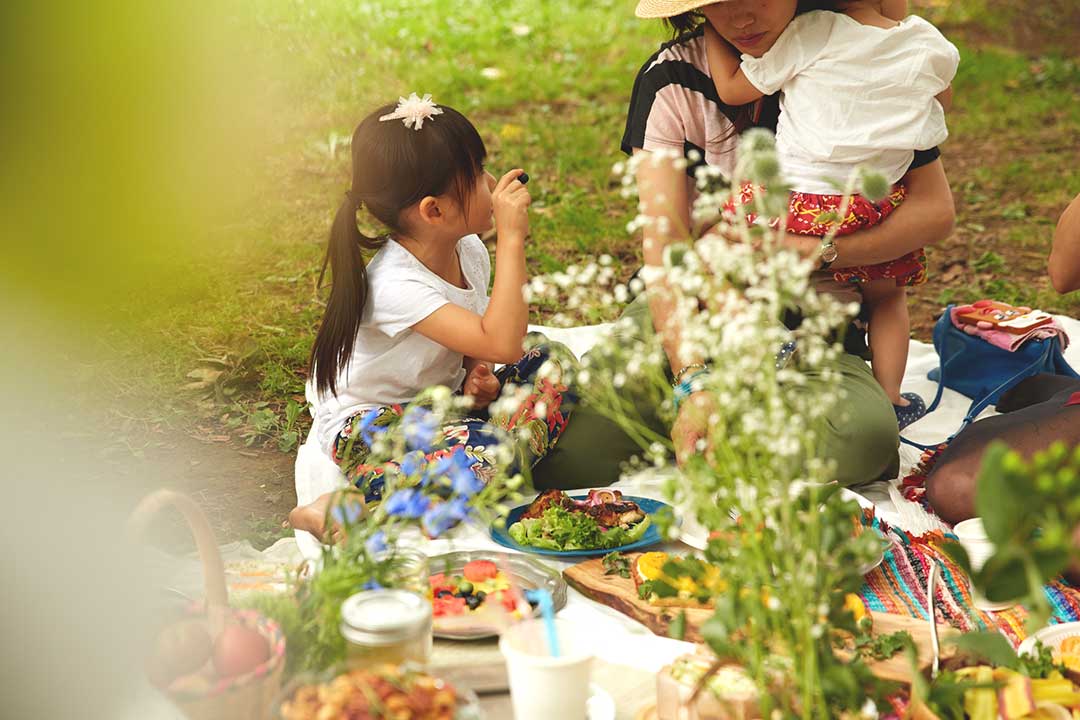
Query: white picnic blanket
287,314,1080,670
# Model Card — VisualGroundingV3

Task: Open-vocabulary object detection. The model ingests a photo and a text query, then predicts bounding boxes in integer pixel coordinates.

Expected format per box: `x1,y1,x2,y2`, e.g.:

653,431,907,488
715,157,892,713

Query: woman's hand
463,362,501,409
782,231,821,260
671,391,717,466
492,168,531,243
831,158,954,268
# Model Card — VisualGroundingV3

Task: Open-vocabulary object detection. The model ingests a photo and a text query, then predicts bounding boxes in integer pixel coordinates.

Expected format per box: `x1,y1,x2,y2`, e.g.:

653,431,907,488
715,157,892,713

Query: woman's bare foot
288,491,365,544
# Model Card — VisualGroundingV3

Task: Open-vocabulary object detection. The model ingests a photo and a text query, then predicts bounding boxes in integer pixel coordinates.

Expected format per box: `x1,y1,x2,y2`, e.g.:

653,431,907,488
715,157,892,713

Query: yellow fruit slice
844,593,870,627
636,552,670,583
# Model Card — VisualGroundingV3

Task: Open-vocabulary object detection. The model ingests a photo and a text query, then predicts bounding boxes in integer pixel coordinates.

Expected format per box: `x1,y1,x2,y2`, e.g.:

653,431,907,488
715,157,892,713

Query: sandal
775,340,798,370
894,392,927,430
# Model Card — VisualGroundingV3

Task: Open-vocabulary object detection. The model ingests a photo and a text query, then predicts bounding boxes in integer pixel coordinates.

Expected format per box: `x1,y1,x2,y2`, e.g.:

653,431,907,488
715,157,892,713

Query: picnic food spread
507,489,652,551
428,559,527,618
278,665,470,720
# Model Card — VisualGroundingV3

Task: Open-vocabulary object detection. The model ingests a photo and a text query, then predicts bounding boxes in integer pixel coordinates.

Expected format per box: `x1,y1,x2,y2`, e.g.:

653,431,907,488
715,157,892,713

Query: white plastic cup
954,518,1013,612
499,618,594,720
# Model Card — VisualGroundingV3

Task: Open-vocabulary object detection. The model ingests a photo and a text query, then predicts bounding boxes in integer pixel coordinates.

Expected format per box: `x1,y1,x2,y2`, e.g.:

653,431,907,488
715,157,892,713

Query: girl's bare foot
287,491,365,544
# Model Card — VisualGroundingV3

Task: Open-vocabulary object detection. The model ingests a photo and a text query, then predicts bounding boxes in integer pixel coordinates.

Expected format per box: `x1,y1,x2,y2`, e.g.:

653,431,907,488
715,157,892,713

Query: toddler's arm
935,85,953,112
412,169,531,364
839,0,907,20
704,24,765,106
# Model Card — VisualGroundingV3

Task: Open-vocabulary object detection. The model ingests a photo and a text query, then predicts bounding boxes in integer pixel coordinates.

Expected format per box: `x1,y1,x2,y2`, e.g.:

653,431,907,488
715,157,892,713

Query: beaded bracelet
673,362,709,385
672,368,712,412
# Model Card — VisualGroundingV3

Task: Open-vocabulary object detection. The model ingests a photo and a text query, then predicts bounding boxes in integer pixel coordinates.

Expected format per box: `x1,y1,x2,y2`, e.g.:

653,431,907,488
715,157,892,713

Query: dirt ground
100,426,297,551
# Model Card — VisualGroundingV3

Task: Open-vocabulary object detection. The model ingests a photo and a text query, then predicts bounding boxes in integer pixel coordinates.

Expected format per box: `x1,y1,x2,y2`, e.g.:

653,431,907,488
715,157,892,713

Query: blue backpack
902,305,1079,449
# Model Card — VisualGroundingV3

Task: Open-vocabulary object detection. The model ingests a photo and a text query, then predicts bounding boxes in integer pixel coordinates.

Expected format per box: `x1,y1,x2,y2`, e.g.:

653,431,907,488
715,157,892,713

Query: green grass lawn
111,0,1079,452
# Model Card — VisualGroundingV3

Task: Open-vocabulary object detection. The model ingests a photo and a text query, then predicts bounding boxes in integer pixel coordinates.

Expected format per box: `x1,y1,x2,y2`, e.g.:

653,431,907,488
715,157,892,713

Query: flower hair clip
379,93,444,131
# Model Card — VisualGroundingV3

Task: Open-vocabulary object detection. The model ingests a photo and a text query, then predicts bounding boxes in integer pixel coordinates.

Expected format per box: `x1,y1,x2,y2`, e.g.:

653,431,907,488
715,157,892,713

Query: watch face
821,244,839,263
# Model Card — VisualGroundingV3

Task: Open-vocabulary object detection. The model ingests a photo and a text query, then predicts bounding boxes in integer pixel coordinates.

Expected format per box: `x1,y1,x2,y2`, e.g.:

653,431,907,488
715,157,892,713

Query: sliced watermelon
464,560,498,583
432,595,468,617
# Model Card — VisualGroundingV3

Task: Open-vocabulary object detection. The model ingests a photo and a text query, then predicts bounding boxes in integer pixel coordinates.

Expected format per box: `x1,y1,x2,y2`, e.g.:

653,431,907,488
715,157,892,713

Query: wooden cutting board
564,554,957,683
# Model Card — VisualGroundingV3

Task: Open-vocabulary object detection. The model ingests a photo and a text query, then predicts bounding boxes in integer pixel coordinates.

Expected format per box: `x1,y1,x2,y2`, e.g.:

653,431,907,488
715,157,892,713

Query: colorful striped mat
859,517,1080,647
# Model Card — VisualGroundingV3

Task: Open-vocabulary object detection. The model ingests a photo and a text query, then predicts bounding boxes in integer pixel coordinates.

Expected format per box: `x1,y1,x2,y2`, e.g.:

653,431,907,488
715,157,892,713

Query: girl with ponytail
290,95,577,541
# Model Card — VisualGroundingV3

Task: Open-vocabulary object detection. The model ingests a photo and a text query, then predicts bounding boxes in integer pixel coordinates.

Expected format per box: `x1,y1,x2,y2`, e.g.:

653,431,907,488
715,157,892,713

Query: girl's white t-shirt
739,11,960,194
306,234,491,454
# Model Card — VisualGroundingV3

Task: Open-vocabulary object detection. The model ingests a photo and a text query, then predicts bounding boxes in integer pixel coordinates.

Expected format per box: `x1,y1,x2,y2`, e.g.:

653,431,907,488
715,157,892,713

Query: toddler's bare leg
861,279,910,406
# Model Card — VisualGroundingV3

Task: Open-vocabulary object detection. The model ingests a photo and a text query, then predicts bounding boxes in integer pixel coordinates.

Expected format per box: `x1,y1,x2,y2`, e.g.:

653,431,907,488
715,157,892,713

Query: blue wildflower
362,579,384,591
400,450,426,479
427,448,478,495
402,407,439,451
383,488,430,519
365,530,388,556
449,457,483,498
330,498,364,527
421,497,471,538
357,410,388,446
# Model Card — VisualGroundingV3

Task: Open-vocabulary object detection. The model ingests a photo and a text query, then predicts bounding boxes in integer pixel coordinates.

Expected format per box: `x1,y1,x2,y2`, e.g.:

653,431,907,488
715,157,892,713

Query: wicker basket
130,490,286,720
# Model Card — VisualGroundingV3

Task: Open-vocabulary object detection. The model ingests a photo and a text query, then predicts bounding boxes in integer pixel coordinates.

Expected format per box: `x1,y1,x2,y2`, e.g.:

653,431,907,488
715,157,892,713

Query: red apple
212,623,270,678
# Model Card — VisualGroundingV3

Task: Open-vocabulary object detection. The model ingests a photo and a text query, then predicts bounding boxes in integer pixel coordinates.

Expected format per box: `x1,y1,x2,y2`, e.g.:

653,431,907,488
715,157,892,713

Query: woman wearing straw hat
533,0,957,490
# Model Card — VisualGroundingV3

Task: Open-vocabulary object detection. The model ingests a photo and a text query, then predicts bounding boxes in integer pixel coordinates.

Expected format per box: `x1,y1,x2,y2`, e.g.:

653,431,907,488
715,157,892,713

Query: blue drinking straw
524,588,559,657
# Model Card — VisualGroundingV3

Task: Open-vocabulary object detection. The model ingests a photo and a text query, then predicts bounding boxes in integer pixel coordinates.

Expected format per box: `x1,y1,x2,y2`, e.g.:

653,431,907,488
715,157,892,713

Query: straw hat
635,0,732,19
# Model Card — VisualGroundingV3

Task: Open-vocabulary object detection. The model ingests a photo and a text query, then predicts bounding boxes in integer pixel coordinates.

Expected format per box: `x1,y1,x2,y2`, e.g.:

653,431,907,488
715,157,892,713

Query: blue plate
490,494,671,558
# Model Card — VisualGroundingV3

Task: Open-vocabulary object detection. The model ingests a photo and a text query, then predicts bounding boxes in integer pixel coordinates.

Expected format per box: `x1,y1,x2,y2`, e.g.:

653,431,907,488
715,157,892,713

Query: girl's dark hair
665,0,838,140
309,102,487,396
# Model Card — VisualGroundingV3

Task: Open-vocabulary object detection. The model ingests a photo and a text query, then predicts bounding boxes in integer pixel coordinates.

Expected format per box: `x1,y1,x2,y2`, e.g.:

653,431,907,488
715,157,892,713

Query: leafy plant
855,629,913,661
602,551,631,579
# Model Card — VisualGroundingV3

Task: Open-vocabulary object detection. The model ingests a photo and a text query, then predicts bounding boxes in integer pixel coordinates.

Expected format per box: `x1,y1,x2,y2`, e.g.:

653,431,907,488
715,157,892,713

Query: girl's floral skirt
332,339,577,503
730,183,927,287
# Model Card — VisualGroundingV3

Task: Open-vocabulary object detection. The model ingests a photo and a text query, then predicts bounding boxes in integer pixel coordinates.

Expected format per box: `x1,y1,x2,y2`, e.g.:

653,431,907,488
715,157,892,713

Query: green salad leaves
508,505,651,551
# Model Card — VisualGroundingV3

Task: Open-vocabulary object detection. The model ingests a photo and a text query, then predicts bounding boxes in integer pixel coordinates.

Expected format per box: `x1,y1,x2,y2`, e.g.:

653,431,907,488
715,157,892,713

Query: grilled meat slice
521,489,575,520
584,500,645,528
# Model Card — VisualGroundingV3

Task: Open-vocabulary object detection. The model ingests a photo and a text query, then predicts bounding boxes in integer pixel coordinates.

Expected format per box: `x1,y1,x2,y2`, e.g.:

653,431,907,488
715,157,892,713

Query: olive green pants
531,295,900,490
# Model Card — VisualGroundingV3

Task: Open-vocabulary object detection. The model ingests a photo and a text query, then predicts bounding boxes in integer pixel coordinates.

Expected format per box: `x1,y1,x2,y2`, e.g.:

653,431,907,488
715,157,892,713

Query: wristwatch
818,237,838,270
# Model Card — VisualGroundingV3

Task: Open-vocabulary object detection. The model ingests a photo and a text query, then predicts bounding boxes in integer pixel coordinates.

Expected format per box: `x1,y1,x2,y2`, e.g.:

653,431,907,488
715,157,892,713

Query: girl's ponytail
308,100,487,397
309,193,384,396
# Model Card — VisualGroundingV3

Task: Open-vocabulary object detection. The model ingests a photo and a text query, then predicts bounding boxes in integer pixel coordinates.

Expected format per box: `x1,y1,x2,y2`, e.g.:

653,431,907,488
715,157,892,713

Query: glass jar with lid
340,589,433,669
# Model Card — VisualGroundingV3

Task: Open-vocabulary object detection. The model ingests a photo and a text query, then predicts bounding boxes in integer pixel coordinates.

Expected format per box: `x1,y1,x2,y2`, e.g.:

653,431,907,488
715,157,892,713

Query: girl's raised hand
492,168,531,243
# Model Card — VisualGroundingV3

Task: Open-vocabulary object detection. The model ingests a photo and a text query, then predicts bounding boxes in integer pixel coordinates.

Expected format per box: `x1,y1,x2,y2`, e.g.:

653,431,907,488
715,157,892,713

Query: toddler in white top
704,0,959,429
